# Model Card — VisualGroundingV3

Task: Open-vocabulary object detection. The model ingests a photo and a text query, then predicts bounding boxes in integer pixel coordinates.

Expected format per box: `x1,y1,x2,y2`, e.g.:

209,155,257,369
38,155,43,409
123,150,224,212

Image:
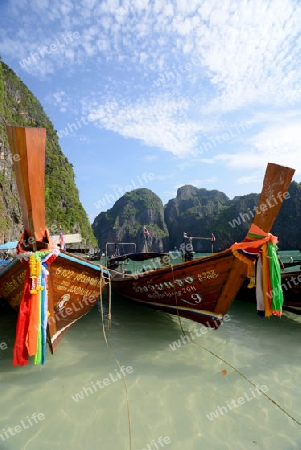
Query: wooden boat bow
249,162,295,233
6,126,48,250
2,126,109,366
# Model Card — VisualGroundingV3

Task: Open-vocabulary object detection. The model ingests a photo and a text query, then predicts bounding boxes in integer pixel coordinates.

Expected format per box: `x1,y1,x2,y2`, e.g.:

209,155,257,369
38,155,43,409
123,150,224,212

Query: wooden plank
6,126,47,243
252,163,295,233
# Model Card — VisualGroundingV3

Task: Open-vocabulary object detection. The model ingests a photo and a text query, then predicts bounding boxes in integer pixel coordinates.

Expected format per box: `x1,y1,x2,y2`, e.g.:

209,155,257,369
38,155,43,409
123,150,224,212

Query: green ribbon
34,290,42,365
268,243,283,313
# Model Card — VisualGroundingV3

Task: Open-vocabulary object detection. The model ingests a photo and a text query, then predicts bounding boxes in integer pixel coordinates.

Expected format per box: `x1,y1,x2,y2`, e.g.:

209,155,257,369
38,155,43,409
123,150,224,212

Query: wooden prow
251,162,295,233
214,162,295,317
6,126,48,250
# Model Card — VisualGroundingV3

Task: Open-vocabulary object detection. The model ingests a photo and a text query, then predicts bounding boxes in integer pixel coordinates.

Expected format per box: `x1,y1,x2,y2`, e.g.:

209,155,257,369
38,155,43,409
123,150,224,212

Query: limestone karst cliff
0,59,96,245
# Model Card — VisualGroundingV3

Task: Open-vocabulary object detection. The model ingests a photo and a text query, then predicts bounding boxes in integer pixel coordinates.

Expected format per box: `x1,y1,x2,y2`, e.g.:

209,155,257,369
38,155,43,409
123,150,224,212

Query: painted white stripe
50,311,90,344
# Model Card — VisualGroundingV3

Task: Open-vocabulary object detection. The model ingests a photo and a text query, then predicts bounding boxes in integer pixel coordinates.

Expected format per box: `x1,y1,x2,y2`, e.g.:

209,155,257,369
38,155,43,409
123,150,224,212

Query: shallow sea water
1,252,301,450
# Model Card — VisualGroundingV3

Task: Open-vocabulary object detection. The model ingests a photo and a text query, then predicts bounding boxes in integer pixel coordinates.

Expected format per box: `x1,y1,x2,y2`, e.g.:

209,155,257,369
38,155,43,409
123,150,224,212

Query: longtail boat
109,163,295,329
279,270,301,314
237,269,301,315
0,126,109,366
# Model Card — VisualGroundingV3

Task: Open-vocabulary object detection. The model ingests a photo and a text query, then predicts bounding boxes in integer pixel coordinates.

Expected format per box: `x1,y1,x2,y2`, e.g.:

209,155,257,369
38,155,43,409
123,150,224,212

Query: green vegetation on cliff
93,183,301,252
0,60,96,245
92,188,169,252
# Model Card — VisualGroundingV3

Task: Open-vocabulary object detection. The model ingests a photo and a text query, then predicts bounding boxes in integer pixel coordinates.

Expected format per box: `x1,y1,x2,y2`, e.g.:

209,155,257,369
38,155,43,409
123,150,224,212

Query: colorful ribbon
231,224,283,317
13,231,59,366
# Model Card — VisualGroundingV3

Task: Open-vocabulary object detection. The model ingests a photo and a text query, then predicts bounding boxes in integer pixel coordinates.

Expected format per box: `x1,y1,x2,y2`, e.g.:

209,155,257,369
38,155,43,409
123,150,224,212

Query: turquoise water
0,251,301,449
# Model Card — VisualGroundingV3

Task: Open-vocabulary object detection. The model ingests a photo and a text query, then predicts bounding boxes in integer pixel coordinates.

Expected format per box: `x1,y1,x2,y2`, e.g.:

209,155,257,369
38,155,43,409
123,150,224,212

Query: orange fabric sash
231,224,280,317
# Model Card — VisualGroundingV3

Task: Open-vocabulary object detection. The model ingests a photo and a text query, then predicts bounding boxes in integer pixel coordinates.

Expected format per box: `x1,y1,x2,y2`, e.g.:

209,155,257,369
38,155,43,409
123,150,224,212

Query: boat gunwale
58,251,109,275
0,258,19,275
111,247,235,280
0,251,110,277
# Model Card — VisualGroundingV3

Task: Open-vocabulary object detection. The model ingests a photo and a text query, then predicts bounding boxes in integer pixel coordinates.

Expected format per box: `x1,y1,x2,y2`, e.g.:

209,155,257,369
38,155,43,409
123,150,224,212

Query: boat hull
237,270,301,315
280,271,301,313
0,252,107,352
111,249,250,328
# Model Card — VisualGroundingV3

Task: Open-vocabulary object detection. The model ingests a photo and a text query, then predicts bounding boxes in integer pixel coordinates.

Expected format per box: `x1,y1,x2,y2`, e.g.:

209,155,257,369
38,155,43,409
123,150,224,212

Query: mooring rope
107,268,112,331
191,339,301,426
170,265,301,427
99,267,133,449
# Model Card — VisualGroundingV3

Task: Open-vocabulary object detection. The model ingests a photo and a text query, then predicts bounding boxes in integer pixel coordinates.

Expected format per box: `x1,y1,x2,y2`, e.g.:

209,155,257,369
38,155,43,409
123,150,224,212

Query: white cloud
237,173,262,185
44,90,69,112
2,0,301,111
2,0,301,174
251,122,301,156
189,176,218,187
192,0,301,113
86,95,205,157
215,120,301,177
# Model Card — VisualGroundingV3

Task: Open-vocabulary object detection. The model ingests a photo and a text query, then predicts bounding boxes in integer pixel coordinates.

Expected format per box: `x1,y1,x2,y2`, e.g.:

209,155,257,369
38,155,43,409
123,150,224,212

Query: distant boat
0,234,83,259
237,265,301,315
279,269,301,314
282,258,301,269
278,255,301,314
108,163,295,328
0,260,11,268
0,126,109,367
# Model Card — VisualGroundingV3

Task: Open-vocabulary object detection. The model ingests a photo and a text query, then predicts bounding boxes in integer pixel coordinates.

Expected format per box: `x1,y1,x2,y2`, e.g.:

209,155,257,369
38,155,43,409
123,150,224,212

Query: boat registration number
197,270,218,282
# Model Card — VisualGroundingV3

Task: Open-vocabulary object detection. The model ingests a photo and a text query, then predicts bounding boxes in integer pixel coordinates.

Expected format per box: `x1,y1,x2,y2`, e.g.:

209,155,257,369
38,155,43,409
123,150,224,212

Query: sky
0,0,301,223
